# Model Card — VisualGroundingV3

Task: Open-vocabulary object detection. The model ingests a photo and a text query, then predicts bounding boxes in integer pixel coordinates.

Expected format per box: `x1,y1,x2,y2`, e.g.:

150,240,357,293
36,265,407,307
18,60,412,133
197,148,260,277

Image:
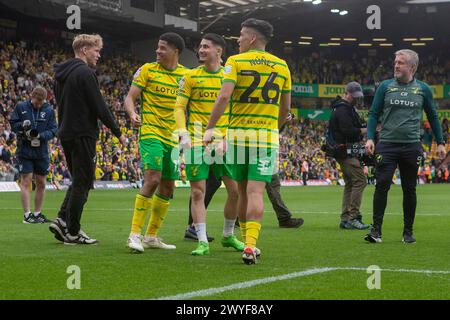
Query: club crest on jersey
224,65,232,74
179,77,186,90
133,67,142,79
375,154,383,165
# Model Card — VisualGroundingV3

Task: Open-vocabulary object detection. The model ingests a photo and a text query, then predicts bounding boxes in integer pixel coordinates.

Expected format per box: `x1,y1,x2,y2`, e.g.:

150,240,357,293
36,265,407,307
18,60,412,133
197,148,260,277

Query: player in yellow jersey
174,33,244,256
125,33,190,253
204,19,291,264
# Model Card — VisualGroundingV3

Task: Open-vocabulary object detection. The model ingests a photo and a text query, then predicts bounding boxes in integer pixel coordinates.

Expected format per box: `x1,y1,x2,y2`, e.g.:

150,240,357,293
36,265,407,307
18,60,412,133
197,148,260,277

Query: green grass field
1,184,450,300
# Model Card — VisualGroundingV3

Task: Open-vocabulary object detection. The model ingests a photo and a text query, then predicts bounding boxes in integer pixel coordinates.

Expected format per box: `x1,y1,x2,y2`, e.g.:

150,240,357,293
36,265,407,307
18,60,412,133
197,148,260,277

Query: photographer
10,86,57,224
329,82,370,230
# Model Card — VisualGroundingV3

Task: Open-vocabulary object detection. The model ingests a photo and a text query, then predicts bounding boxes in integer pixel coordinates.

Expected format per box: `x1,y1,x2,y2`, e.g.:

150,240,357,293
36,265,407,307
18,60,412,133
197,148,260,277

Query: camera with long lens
346,142,374,166
28,128,39,138
22,120,32,133
21,119,40,146
22,120,39,138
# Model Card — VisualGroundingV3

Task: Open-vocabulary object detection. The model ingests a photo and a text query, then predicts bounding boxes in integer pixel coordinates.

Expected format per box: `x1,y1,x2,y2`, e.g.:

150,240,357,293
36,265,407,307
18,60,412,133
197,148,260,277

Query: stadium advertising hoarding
426,109,450,121
429,85,444,99
281,180,331,186
293,83,447,99
296,109,450,121
0,182,21,192
291,83,318,97
295,108,331,121
318,84,376,98
318,84,347,98
445,85,450,99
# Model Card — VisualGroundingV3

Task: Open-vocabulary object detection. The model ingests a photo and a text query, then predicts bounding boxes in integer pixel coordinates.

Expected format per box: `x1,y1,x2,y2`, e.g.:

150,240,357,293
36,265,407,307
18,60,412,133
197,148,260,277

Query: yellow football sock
239,221,247,244
245,221,261,248
145,193,170,237
130,194,152,234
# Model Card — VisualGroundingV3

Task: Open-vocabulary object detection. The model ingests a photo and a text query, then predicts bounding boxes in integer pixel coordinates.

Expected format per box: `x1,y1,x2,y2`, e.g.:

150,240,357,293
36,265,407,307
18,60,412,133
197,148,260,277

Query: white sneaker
127,233,144,253
142,236,176,249
254,247,261,257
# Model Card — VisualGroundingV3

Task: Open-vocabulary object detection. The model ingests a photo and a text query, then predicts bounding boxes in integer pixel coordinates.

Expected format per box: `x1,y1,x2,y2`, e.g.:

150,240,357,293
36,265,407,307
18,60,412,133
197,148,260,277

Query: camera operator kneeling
329,82,370,230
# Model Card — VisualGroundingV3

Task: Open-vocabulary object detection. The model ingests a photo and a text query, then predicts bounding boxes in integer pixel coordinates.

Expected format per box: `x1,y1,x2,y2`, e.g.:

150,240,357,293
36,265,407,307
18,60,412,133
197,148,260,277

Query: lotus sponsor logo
389,99,419,107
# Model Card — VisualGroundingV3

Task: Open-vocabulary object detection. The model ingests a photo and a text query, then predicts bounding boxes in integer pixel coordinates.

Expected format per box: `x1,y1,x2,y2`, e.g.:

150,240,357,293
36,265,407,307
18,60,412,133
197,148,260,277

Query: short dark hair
159,32,185,54
202,33,226,53
241,18,273,43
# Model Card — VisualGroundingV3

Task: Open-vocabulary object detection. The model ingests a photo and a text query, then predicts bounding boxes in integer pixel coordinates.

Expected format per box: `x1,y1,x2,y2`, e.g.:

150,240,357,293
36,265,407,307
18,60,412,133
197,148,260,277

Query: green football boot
191,241,210,256
221,235,245,252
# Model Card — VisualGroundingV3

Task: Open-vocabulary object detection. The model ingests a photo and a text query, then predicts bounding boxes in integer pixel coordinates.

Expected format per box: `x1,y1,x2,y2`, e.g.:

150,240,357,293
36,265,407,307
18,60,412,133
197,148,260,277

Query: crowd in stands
0,40,143,186
279,118,340,182
285,50,450,86
1,39,449,186
279,118,450,184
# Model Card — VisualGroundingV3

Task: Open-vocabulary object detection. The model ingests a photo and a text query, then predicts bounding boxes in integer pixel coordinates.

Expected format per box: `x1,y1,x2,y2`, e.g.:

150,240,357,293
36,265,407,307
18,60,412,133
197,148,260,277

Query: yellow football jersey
132,62,190,146
175,65,229,146
223,49,291,148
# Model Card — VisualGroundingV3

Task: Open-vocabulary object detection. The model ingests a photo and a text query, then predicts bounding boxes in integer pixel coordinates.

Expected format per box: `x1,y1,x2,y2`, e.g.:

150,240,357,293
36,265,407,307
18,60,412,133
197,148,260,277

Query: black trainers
364,228,382,243
183,225,214,242
64,232,98,245
23,213,39,224
34,213,53,223
279,218,304,228
49,218,68,242
402,233,416,244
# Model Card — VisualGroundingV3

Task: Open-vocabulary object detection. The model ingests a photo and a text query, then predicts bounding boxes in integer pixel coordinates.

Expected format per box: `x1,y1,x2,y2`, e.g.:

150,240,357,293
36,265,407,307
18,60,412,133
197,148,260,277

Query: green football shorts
185,146,231,182
224,144,277,183
139,138,179,180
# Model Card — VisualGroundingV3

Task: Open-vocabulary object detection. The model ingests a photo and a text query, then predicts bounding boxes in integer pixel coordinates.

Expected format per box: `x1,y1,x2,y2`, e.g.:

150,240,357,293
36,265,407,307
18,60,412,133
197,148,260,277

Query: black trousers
265,173,292,222
58,137,96,236
372,141,422,235
187,172,292,225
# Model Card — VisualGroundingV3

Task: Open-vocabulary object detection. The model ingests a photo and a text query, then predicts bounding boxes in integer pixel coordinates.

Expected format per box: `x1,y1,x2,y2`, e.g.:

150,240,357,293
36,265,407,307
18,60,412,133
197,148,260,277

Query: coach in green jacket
364,49,446,244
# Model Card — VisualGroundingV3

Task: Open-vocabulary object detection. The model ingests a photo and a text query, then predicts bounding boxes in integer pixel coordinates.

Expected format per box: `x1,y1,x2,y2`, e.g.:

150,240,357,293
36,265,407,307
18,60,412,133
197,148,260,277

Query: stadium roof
197,0,450,47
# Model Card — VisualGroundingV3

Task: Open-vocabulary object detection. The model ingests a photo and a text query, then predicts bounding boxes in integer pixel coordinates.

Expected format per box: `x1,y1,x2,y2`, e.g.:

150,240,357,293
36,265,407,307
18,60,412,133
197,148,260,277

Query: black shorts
16,157,49,176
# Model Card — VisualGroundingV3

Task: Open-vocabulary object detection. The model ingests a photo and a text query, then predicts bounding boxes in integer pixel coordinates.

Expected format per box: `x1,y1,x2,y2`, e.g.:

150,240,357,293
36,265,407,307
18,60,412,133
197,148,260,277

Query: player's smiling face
156,40,177,65
238,27,255,53
198,39,218,64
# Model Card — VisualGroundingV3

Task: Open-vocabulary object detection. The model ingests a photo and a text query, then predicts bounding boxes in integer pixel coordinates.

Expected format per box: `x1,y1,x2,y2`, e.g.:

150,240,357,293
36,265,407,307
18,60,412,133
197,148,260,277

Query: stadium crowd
286,49,450,86
1,39,449,185
0,40,143,186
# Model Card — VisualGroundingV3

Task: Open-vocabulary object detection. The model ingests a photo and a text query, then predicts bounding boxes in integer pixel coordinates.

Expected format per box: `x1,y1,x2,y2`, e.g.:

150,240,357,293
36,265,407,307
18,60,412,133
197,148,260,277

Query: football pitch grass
1,184,449,300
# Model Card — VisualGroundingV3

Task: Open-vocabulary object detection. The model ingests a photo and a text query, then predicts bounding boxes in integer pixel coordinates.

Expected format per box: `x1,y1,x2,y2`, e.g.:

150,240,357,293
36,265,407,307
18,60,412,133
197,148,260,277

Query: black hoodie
329,97,364,144
53,58,121,141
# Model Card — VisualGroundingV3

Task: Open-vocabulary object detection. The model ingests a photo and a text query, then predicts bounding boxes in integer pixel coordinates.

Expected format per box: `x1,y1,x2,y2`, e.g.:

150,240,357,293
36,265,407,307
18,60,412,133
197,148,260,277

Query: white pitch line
156,267,339,300
156,266,450,300
0,207,445,216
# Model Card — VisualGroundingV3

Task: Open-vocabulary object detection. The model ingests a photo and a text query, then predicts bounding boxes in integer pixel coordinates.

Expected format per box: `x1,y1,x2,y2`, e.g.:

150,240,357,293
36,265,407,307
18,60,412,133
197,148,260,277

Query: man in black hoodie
329,82,370,230
49,34,125,245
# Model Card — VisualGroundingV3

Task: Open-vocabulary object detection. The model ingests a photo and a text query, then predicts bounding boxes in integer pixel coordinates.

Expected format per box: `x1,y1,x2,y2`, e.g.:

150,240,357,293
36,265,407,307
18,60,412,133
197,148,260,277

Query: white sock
33,212,41,217
194,223,208,243
223,218,236,237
